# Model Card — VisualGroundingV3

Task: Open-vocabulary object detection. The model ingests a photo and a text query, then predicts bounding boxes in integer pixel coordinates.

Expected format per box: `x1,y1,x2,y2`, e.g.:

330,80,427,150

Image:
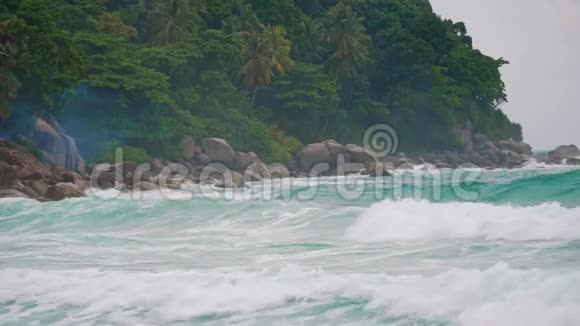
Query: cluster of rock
3,115,579,202
289,140,391,177
418,133,533,169
287,134,536,173
89,137,291,192
0,139,88,201
544,145,580,165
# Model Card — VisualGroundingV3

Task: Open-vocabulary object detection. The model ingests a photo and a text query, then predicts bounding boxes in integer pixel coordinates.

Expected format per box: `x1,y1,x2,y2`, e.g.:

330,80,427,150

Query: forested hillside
0,0,522,163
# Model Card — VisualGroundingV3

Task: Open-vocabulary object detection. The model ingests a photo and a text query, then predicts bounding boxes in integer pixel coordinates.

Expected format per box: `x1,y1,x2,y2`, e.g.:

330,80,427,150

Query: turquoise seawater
1,166,580,325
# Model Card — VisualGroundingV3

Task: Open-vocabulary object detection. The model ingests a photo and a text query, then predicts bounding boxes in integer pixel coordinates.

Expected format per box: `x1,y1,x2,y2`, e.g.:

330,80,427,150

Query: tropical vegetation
0,0,522,163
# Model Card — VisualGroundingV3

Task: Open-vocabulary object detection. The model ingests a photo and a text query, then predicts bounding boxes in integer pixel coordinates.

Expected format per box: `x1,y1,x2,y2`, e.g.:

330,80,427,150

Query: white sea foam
1,263,579,325
347,200,580,242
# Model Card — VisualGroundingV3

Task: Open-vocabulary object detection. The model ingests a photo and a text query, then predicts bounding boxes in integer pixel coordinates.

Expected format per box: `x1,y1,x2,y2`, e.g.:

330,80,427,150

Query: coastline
1,133,578,203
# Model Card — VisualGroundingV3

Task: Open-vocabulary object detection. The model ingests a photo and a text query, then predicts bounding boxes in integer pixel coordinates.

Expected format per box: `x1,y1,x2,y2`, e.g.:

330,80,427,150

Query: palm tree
262,25,294,76
153,0,206,44
239,25,294,105
294,17,325,63
322,2,371,79
239,31,273,105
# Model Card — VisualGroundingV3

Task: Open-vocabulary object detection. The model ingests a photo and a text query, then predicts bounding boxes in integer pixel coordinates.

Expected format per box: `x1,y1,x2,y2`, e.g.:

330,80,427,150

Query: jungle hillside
0,0,522,163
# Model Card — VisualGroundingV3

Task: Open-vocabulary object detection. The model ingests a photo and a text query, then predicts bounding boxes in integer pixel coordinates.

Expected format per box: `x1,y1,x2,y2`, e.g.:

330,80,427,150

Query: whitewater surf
1,166,580,325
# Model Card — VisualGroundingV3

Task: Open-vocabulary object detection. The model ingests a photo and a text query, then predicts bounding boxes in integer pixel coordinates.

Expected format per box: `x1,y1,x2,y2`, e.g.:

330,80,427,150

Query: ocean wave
347,199,580,242
1,263,578,325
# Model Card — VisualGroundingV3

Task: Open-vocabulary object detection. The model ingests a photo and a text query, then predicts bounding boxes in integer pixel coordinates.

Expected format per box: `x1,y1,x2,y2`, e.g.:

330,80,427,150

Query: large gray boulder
94,171,117,190
550,145,579,157
323,140,348,163
134,181,157,191
215,171,245,188
0,139,56,181
196,154,211,166
235,152,260,173
269,163,290,179
363,162,392,177
345,144,377,165
150,158,164,175
180,135,196,160
202,138,236,168
0,139,91,201
296,143,331,171
45,183,86,201
501,150,525,168
0,161,18,188
546,145,579,164
0,189,30,199
496,140,532,155
244,161,271,181
482,149,501,165
24,180,49,197
549,145,579,159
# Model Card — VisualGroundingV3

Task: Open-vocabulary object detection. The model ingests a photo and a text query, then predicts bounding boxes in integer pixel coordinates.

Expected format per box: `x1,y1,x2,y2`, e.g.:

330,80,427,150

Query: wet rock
94,171,117,190
549,145,579,158
244,161,271,181
134,181,157,191
215,171,245,188
566,158,580,165
397,163,415,170
45,183,86,201
435,162,450,169
548,145,579,164
364,162,392,177
391,152,410,166
345,144,376,165
0,189,30,199
269,164,290,179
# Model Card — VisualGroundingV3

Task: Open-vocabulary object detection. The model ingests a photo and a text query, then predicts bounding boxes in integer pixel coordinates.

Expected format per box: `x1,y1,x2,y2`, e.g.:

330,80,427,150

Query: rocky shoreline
1,118,578,202
1,132,579,202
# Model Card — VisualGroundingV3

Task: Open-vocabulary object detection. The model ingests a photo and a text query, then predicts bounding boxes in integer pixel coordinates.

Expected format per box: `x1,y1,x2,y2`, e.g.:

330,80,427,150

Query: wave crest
347,199,580,242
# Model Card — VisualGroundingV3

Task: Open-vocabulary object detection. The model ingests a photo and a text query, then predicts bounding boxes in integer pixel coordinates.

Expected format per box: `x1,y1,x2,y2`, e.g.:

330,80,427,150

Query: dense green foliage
0,0,522,163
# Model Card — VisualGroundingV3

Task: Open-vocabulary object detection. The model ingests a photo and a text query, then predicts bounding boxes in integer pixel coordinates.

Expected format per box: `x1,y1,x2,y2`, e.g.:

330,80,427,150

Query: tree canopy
0,0,522,163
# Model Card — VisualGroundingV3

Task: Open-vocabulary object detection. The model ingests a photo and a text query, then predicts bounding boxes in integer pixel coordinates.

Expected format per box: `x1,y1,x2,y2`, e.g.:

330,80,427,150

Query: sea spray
1,167,580,325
